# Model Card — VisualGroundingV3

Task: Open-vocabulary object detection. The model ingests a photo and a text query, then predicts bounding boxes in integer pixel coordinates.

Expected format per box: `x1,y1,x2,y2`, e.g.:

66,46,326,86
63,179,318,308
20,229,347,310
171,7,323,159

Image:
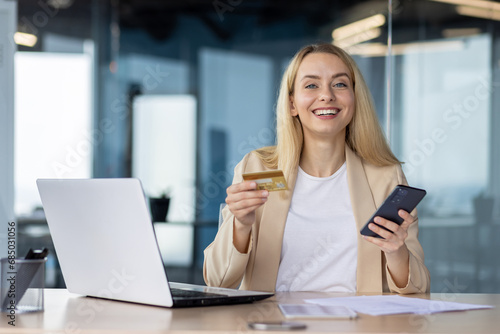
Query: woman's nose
319,88,335,101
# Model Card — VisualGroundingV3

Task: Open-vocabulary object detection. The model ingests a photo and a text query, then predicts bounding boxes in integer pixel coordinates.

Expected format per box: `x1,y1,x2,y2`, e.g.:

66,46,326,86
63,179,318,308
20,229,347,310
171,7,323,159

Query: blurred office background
0,0,499,293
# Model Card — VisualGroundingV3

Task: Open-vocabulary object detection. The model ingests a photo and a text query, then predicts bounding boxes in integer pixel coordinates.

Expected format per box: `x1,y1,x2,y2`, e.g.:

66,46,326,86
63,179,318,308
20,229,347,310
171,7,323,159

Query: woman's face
290,52,355,142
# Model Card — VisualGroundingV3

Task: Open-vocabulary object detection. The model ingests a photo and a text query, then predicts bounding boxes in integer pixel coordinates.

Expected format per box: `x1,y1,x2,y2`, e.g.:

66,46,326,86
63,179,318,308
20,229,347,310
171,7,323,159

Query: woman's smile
312,107,341,118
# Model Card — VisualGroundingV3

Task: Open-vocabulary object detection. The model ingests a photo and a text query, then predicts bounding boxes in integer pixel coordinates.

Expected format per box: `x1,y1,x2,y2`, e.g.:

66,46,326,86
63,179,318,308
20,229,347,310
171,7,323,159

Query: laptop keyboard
170,288,228,299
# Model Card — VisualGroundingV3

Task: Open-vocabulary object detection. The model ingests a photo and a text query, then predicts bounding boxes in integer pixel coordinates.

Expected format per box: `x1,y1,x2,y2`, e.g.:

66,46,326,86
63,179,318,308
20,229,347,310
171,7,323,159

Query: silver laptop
36,178,273,308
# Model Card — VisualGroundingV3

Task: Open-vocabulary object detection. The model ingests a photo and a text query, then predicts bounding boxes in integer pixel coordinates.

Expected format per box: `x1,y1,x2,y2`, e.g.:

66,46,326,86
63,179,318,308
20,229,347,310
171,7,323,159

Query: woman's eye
305,83,317,89
334,82,347,88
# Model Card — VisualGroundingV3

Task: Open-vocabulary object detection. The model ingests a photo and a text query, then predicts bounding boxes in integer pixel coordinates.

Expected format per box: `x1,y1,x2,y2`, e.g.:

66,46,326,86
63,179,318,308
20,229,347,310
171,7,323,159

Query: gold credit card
242,170,288,192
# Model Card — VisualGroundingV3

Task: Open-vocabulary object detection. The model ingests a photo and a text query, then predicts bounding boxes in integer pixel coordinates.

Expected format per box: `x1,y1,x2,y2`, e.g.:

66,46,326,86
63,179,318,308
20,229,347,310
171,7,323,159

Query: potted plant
149,189,171,222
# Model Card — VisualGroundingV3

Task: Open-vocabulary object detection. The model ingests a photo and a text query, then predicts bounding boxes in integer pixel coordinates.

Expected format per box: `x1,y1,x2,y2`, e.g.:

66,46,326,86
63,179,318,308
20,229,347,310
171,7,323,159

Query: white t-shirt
275,163,358,292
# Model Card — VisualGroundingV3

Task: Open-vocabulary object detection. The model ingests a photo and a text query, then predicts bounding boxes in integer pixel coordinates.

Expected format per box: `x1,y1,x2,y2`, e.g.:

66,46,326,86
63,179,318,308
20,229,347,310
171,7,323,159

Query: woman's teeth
314,109,339,116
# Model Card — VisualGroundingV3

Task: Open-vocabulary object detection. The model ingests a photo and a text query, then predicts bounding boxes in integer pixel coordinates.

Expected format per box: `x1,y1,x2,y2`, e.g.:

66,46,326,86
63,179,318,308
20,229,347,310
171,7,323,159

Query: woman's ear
289,96,298,116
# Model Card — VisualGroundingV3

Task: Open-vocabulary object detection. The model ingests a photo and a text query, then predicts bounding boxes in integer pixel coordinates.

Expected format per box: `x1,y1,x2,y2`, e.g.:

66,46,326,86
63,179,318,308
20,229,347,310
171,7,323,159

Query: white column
0,0,16,257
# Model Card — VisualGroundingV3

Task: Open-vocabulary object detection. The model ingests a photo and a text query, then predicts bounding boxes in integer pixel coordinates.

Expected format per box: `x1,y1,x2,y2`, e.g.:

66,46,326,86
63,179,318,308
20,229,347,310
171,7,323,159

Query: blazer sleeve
203,155,253,289
385,165,431,294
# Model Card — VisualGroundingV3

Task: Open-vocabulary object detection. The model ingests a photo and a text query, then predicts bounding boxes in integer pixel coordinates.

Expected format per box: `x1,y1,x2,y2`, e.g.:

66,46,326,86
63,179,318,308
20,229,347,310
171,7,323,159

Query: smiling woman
203,43,430,294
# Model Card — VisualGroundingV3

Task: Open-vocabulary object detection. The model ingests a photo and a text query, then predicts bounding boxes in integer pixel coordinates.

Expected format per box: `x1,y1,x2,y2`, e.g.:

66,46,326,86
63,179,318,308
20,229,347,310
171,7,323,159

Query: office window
199,48,274,219
132,94,197,222
396,34,491,220
132,94,196,266
390,2,499,293
14,52,92,216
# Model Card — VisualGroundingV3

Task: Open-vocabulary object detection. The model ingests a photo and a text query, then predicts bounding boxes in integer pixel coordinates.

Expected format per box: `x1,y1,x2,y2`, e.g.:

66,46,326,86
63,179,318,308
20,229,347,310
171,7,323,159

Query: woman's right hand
225,181,269,228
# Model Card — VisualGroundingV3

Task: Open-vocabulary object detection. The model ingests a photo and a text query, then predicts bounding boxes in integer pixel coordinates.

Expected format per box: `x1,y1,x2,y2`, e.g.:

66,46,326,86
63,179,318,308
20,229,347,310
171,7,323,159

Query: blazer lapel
345,145,383,292
250,168,297,292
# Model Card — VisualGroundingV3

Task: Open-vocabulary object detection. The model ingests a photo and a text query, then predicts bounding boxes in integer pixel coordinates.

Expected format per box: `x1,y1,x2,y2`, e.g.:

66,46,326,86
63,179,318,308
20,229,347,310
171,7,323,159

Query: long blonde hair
255,43,400,182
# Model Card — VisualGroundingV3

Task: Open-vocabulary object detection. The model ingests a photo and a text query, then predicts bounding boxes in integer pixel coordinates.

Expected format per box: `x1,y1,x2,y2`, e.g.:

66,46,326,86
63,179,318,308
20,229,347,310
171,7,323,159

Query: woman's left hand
362,209,415,254
362,209,415,288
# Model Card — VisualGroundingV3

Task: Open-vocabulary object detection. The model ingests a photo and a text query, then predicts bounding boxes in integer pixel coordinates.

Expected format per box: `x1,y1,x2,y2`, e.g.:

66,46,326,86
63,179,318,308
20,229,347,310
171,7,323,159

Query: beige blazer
203,145,430,294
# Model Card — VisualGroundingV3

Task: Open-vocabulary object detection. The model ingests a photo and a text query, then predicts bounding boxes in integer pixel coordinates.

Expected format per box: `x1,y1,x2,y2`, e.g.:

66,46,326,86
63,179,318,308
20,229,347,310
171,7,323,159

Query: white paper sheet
305,295,493,316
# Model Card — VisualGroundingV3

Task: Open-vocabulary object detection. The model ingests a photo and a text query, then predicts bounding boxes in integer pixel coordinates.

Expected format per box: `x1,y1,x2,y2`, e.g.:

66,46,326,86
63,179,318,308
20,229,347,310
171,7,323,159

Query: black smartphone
360,185,426,238
247,321,306,331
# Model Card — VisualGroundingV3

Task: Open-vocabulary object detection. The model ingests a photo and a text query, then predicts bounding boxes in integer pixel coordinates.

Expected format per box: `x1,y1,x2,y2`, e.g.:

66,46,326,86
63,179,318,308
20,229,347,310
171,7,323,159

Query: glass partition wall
13,0,499,291
388,0,500,293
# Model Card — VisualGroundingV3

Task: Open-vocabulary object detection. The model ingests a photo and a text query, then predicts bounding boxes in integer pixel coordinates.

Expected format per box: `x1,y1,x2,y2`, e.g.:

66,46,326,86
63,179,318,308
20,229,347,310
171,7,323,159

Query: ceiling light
345,43,388,57
334,27,382,48
332,14,386,41
47,0,74,9
346,40,465,57
430,0,500,12
442,27,482,38
14,32,38,47
456,5,500,20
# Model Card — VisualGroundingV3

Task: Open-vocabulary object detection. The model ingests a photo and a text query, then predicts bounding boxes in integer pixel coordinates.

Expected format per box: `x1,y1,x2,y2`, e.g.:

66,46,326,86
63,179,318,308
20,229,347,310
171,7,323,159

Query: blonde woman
203,43,430,294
